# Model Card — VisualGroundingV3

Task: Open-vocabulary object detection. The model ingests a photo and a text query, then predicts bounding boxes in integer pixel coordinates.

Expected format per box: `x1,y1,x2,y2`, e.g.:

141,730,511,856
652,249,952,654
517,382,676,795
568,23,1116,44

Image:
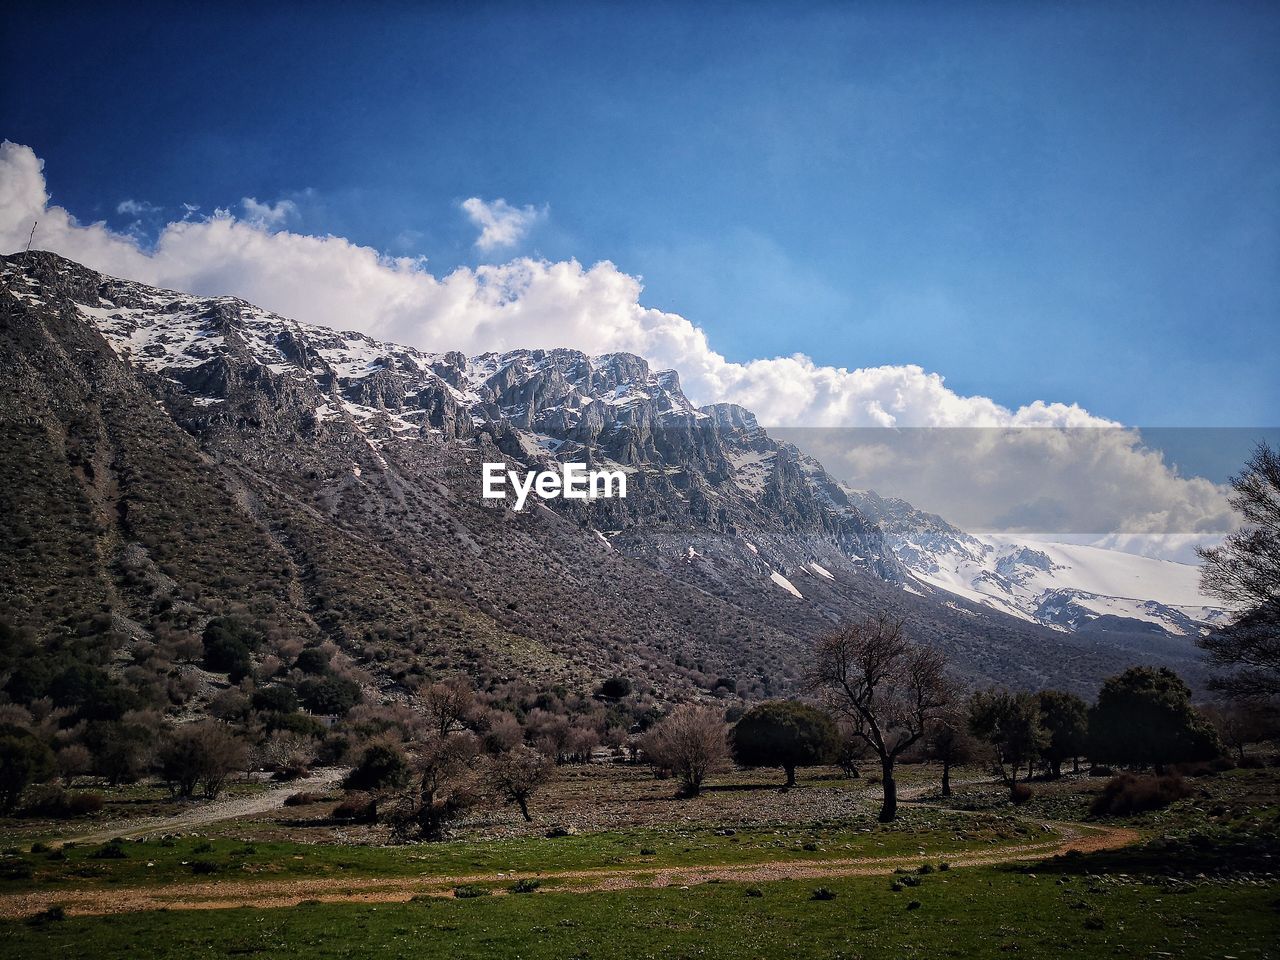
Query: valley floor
2,762,1277,958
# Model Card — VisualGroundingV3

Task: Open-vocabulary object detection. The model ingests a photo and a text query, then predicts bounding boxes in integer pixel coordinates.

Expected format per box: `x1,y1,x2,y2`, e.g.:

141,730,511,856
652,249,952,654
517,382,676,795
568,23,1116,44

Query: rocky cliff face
0,251,1208,697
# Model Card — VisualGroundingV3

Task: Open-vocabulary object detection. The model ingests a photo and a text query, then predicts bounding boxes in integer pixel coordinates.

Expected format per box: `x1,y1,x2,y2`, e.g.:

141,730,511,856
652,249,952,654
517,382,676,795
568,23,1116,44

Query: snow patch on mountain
770,571,803,599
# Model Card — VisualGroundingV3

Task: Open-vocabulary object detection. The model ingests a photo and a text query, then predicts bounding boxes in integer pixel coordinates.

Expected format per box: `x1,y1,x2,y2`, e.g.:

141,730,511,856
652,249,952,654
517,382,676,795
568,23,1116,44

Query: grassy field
2,763,1277,958
2,861,1276,959
0,807,1047,891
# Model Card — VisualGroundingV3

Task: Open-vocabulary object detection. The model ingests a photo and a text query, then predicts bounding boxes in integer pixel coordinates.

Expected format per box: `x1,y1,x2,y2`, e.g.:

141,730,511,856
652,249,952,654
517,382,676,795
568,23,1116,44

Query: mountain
839,490,1227,638
0,251,1213,699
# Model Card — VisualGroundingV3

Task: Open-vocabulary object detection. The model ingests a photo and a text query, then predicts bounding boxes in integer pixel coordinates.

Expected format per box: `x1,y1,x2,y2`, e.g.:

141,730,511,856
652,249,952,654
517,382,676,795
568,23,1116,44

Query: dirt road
56,767,348,847
0,818,1139,919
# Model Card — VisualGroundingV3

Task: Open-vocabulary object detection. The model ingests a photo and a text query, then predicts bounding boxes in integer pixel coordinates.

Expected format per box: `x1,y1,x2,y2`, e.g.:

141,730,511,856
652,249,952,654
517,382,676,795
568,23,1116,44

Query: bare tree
418,678,476,737
257,731,317,780
55,743,92,788
809,614,951,822
834,721,868,778
158,722,248,799
1204,701,1278,764
488,744,553,821
1198,442,1280,699
390,731,481,840
638,705,729,797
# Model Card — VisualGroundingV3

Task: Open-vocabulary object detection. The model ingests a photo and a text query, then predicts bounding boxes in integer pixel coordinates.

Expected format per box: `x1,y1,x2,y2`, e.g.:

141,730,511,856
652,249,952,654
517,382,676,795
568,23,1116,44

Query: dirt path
55,767,348,847
0,818,1139,919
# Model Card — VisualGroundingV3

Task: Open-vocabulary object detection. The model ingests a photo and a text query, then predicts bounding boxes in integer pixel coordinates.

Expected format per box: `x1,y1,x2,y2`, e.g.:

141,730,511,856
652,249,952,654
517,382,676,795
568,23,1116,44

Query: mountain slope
0,251,1211,697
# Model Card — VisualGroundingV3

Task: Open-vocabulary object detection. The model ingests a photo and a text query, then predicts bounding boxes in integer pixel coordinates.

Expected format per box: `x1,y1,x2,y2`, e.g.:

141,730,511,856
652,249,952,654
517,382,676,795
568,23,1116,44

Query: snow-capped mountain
36,254,905,590
839,489,1227,637
0,251,1218,698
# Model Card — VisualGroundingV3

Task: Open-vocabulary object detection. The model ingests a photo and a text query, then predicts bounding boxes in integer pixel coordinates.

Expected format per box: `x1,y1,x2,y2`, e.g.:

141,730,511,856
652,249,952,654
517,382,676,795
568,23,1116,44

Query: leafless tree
55,743,92,787
1198,442,1280,699
257,731,317,780
385,731,481,841
1204,701,1278,764
488,744,553,821
834,721,869,779
418,678,476,737
158,721,248,800
638,704,729,797
809,613,951,821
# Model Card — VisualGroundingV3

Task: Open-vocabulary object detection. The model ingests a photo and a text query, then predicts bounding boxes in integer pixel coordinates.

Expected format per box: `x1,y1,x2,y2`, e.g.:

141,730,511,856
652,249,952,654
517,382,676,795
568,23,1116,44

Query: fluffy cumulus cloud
460,196,545,251
0,141,1236,558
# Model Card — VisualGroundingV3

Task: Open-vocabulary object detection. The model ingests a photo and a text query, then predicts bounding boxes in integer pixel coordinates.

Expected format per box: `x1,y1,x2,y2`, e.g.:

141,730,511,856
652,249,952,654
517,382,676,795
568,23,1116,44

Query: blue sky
3,0,1277,428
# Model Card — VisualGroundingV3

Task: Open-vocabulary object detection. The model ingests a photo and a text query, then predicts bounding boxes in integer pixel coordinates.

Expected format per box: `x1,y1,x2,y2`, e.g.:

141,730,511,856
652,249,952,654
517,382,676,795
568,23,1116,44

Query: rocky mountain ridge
0,251,1212,697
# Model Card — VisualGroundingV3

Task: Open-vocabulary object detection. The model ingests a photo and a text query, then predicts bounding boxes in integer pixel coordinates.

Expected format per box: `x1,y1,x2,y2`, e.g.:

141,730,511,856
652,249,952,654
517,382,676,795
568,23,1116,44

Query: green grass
0,808,1048,892
2,864,1276,959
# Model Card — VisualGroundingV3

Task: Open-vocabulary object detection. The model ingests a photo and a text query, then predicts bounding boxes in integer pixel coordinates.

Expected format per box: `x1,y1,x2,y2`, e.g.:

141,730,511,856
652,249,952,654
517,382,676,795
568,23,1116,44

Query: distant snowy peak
854,491,1228,636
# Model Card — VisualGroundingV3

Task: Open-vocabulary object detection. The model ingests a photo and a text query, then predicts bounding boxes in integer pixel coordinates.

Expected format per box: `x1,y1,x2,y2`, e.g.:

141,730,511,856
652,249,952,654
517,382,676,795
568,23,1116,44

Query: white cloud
239,197,298,227
116,198,160,216
460,196,545,251
0,140,1237,556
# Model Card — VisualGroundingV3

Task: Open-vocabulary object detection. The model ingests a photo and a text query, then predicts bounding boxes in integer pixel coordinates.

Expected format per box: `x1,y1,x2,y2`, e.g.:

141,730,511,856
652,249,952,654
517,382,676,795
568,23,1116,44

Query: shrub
597,676,632,699
1090,773,1192,816
201,618,261,682
333,795,376,822
731,701,839,788
251,685,298,715
453,884,490,899
297,675,362,715
810,887,837,901
294,648,330,676
344,744,410,792
283,791,326,807
159,722,248,799
91,840,127,860
190,860,220,875
25,905,65,926
265,712,326,739
0,732,55,812
638,705,729,797
907,899,922,910
20,786,104,819
0,862,33,881
509,878,541,894
745,888,764,897
917,863,934,874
